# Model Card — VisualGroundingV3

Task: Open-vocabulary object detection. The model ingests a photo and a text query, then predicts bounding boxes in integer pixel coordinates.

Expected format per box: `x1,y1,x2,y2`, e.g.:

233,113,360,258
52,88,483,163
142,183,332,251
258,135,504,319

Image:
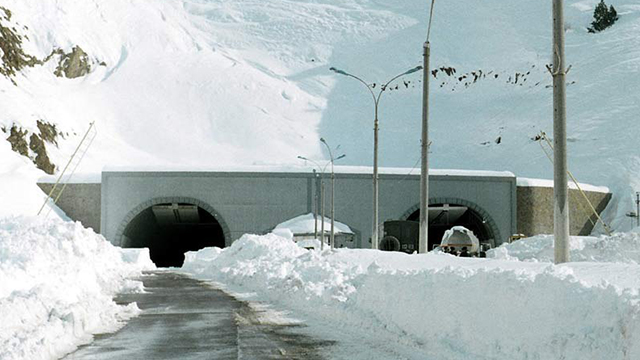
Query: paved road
64,271,333,360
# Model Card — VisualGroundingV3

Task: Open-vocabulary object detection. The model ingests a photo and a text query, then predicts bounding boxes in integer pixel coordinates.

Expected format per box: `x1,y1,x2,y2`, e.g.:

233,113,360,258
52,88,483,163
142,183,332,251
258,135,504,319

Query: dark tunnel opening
407,203,494,251
122,203,225,267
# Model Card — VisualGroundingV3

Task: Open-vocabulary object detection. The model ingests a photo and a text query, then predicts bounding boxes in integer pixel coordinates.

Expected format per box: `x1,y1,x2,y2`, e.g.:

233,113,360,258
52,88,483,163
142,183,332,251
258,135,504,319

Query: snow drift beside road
0,217,155,360
489,231,640,264
182,232,640,360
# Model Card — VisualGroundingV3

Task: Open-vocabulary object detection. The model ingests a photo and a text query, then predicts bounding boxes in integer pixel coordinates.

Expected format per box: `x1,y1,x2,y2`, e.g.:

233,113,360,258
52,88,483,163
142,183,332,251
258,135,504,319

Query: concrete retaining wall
37,183,102,232
517,186,612,236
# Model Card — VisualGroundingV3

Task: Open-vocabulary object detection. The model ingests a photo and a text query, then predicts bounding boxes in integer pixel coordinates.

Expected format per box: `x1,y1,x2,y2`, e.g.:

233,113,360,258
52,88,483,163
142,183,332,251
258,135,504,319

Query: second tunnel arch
400,197,501,251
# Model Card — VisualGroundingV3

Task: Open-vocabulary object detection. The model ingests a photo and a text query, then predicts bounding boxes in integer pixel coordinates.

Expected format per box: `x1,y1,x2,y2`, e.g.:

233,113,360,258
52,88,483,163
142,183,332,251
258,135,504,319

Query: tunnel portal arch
400,197,501,251
115,197,231,267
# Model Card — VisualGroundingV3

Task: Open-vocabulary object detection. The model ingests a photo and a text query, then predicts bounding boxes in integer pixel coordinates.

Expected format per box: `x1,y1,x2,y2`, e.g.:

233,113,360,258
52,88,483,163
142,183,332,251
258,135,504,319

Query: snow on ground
0,216,154,360
489,230,640,264
0,142,70,219
182,232,640,360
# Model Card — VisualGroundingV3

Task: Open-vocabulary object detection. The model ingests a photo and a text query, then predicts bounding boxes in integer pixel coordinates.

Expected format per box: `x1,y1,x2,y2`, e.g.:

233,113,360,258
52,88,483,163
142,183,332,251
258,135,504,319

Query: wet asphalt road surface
63,271,333,360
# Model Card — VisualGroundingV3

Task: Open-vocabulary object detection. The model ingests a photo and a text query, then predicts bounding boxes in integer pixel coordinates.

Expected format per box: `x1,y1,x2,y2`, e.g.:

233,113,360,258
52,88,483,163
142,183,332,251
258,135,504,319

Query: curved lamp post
329,65,422,250
321,138,346,251
297,155,329,250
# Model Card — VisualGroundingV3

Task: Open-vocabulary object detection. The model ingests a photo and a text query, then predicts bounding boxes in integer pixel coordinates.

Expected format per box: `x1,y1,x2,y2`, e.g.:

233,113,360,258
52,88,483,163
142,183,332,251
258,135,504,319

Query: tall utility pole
373,113,379,250
552,0,570,264
320,180,326,249
419,0,436,254
313,169,318,239
419,41,430,254
636,192,640,227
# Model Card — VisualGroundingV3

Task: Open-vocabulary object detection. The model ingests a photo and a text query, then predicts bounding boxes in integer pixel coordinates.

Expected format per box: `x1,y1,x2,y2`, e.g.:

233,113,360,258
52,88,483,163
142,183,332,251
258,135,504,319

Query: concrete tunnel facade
37,167,611,267
100,168,517,253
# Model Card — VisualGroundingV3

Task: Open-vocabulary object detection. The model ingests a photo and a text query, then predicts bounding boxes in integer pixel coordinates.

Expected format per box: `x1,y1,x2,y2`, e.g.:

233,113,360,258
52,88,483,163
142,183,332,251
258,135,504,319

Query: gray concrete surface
100,169,516,248
37,183,101,232
63,271,332,360
37,171,613,251
517,186,612,236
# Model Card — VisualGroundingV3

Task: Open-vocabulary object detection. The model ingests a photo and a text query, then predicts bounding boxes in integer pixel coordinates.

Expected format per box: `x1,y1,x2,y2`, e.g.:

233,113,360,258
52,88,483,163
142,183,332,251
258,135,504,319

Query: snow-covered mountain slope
1,0,639,229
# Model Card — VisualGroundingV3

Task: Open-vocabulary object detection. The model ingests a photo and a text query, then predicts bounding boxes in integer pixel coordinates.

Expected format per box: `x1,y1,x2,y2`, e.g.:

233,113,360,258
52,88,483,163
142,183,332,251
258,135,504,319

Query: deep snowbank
489,231,640,264
0,143,69,219
0,216,154,360
182,232,640,360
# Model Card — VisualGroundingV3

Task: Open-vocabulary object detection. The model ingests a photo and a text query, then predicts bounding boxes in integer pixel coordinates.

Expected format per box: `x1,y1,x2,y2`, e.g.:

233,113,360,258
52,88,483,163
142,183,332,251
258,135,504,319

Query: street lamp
298,155,329,250
321,138,346,251
329,65,423,250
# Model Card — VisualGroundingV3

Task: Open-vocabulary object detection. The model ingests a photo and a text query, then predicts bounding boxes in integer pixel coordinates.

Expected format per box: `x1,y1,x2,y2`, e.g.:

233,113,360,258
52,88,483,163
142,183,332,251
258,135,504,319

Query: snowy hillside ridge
488,230,640,264
1,0,640,230
0,0,328,174
0,216,154,360
182,232,640,360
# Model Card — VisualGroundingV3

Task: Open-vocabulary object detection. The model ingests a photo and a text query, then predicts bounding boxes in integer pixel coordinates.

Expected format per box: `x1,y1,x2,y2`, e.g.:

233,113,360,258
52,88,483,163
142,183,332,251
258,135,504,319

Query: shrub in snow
0,216,154,360
588,0,619,33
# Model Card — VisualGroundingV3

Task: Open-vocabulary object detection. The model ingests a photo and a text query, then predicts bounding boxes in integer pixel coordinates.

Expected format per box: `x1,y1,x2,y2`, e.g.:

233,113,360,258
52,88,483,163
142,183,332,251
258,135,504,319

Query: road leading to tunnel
63,271,333,360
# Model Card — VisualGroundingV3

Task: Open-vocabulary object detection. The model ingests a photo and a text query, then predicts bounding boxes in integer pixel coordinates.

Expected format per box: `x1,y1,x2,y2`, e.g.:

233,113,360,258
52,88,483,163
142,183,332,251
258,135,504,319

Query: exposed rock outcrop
0,6,104,82
2,121,59,174
36,119,60,146
5,125,29,157
29,133,55,174
0,7,40,83
54,46,92,79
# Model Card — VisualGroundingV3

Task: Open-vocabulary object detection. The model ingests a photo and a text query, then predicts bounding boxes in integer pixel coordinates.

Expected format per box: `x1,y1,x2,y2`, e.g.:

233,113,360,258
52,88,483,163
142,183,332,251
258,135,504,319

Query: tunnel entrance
122,203,225,267
407,203,494,251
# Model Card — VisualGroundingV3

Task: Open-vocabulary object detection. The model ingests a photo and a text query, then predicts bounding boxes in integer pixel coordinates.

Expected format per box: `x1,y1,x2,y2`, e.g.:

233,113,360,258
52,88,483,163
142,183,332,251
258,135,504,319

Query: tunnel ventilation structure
122,202,225,267
405,202,497,251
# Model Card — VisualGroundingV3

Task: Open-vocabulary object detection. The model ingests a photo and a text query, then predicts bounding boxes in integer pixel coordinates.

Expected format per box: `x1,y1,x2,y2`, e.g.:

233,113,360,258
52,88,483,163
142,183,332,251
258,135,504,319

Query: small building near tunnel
273,213,356,248
37,166,612,267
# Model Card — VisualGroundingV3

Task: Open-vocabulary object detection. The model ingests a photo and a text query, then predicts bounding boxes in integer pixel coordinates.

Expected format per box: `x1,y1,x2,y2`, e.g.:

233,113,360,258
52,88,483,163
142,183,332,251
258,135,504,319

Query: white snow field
0,142,72,219
0,217,154,360
182,231,640,360
2,0,640,358
1,0,640,228
489,229,640,264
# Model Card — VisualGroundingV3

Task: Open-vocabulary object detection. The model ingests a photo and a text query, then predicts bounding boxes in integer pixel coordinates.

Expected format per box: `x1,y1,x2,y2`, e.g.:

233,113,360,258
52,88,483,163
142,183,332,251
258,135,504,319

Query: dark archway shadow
406,203,496,251
122,203,225,267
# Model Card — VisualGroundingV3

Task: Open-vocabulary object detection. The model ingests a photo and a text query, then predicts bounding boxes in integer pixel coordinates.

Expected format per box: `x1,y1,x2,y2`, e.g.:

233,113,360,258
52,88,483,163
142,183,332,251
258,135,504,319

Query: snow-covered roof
516,177,610,194
100,165,515,178
274,213,353,235
38,167,516,184
37,172,102,184
37,171,610,195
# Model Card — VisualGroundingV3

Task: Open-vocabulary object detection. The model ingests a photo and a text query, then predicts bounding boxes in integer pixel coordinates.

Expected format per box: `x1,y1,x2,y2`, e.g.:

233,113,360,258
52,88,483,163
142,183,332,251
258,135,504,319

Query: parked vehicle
381,221,491,257
380,220,418,254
